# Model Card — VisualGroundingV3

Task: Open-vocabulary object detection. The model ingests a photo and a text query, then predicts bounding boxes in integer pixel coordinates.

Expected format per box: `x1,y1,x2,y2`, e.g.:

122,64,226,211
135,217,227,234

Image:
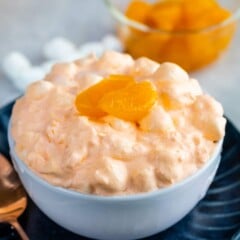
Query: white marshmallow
132,165,157,192
153,62,189,84
191,95,226,141
45,62,78,86
64,52,86,62
78,42,104,57
43,37,77,60
128,57,159,79
26,81,54,100
96,51,134,74
139,105,175,133
2,52,31,81
95,157,128,192
102,34,123,52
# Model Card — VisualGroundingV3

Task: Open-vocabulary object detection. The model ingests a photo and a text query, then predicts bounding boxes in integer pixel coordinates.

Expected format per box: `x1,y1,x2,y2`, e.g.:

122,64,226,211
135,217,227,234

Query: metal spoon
0,154,29,240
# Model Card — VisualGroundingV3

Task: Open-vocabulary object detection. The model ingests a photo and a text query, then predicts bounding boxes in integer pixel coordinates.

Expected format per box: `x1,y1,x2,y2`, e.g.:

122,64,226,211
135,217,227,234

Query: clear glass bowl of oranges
105,0,240,71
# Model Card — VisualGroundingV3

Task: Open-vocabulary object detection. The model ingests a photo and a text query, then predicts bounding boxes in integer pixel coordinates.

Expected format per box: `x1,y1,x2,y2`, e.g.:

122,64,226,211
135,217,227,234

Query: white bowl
8,123,223,240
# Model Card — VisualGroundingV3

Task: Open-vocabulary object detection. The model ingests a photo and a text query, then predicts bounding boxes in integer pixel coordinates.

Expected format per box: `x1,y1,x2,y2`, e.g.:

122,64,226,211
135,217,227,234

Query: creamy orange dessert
11,51,226,196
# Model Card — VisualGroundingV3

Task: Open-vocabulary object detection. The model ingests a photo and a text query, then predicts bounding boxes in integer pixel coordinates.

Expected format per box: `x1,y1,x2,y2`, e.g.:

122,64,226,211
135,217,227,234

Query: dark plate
1,101,240,240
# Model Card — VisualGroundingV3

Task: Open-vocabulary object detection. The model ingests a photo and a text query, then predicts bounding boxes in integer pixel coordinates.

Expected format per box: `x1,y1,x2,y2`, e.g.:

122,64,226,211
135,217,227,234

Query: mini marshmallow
191,95,226,141
45,62,78,87
26,81,54,100
3,35,125,92
153,62,189,84
102,34,123,52
43,37,77,60
64,52,86,62
131,165,157,192
128,57,159,79
96,51,134,74
2,52,31,80
139,105,175,133
94,157,128,192
78,42,104,57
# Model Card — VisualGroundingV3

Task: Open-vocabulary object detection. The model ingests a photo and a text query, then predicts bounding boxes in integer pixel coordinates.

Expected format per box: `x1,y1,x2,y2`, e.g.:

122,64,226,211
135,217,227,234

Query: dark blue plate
1,101,240,240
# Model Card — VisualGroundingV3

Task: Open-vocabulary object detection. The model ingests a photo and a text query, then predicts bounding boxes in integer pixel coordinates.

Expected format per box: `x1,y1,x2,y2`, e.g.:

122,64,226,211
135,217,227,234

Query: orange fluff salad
11,51,226,196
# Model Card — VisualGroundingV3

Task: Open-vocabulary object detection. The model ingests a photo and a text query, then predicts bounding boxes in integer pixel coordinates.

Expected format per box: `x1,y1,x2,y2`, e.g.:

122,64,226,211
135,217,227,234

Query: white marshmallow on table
2,52,31,81
102,34,123,52
43,35,123,62
2,34,124,92
1,52,45,91
43,37,77,60
64,51,90,62
78,42,105,58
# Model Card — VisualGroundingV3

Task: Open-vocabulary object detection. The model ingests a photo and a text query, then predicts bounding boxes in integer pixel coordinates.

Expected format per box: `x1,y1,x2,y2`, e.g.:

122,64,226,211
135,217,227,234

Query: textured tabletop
0,0,240,129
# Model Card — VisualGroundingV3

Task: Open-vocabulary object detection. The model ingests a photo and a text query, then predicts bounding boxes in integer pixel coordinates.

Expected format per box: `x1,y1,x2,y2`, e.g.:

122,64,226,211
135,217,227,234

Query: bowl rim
8,119,223,202
104,0,240,35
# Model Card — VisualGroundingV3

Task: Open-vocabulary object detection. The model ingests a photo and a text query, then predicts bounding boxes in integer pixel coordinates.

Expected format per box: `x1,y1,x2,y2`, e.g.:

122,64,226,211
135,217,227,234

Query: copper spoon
0,154,29,240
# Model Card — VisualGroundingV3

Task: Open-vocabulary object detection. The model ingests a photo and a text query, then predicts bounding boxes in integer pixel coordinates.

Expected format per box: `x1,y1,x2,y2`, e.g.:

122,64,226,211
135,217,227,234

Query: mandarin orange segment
99,81,158,122
145,1,182,31
106,75,134,81
75,75,135,118
180,0,231,30
181,0,218,17
125,0,151,22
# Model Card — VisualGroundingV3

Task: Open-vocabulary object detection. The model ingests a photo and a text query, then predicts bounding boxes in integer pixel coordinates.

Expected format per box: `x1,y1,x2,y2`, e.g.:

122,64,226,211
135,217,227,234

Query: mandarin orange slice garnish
75,75,135,118
99,81,158,122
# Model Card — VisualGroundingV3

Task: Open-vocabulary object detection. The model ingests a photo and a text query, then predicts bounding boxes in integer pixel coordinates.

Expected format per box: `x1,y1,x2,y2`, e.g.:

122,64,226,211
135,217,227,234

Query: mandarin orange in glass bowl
105,0,240,71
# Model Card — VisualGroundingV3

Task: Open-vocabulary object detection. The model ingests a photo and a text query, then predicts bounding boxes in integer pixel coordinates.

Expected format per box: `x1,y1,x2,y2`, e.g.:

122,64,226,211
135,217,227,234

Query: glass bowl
105,0,240,71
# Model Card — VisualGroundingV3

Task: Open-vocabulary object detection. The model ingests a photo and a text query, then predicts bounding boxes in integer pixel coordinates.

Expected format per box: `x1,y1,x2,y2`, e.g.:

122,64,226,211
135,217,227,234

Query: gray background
0,0,114,106
0,0,240,128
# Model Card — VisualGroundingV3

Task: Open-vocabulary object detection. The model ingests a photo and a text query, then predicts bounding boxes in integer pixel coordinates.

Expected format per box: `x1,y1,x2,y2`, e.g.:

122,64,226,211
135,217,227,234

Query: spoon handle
9,220,29,240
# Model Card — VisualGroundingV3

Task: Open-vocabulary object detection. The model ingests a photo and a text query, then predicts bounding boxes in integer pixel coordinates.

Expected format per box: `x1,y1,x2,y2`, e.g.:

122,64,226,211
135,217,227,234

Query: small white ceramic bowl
8,123,223,240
